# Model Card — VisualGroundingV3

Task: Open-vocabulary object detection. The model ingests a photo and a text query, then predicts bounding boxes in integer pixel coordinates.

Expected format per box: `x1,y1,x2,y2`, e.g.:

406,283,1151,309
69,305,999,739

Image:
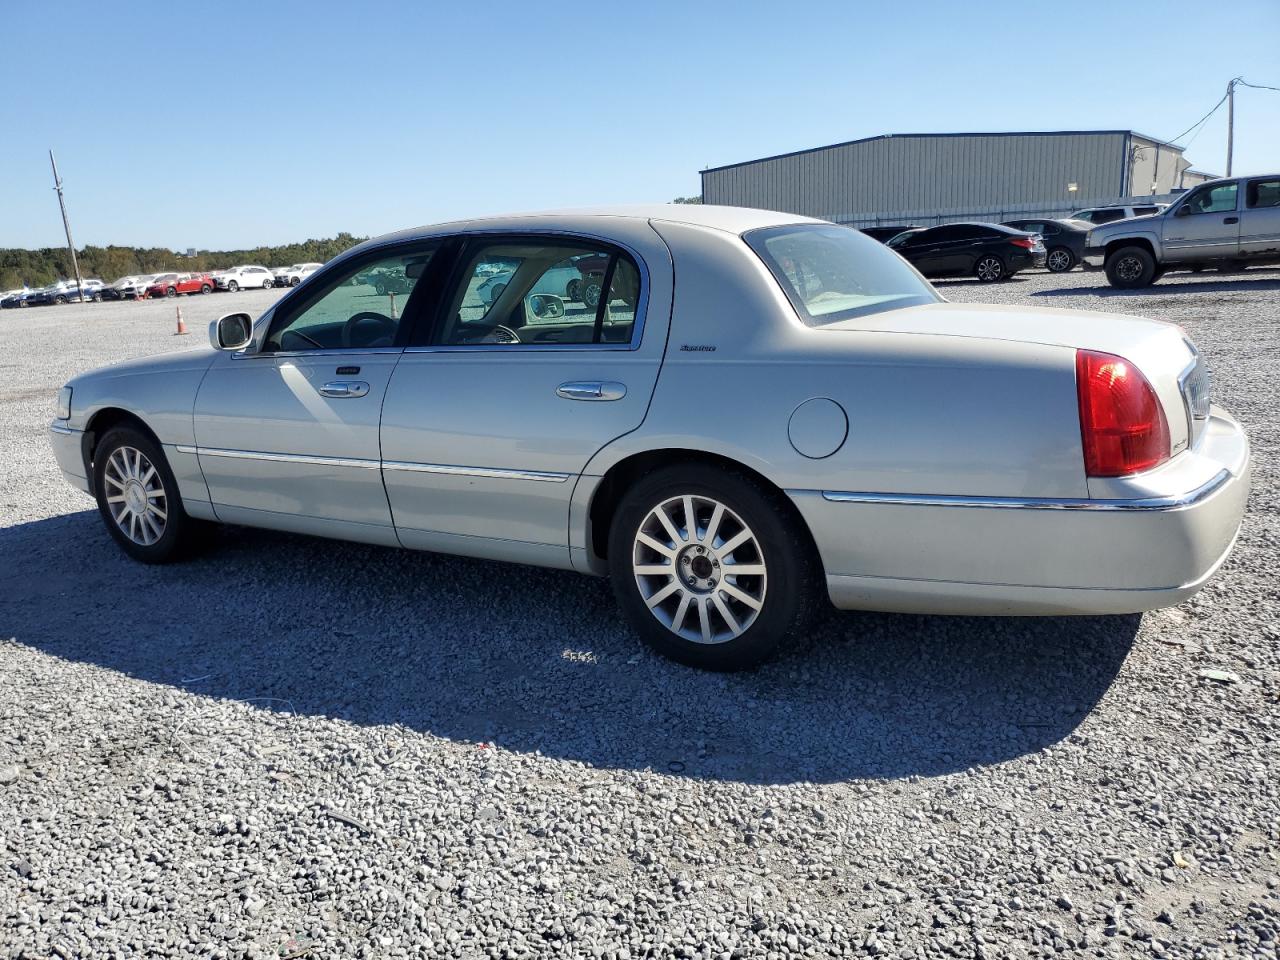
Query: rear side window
1091,209,1126,224
1133,205,1159,215
1247,178,1280,208
745,224,940,327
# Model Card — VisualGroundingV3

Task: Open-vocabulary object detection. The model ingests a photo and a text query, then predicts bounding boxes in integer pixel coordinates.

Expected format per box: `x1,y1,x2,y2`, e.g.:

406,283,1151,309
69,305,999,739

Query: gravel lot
2,270,1278,959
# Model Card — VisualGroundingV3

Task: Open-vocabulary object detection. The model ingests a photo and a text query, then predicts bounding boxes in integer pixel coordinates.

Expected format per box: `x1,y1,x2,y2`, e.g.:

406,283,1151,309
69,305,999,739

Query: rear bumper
790,407,1251,615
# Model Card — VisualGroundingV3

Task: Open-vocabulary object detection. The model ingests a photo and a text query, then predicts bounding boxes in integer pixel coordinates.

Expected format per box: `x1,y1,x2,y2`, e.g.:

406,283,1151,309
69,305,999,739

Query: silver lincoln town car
50,206,1251,669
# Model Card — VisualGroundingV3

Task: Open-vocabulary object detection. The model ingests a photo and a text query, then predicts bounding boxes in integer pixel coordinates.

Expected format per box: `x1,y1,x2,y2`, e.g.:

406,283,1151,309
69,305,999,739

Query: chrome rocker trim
820,469,1231,512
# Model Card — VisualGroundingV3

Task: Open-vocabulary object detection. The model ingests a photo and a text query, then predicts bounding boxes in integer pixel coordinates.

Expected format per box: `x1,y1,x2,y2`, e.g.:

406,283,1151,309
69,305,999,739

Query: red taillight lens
1076,349,1171,477
1010,236,1035,249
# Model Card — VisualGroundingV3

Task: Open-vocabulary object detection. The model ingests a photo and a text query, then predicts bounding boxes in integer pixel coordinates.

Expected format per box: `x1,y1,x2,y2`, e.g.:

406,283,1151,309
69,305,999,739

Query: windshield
745,224,939,326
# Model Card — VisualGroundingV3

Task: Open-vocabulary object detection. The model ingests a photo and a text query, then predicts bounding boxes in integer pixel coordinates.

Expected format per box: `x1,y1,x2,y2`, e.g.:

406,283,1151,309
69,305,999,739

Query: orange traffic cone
174,305,189,336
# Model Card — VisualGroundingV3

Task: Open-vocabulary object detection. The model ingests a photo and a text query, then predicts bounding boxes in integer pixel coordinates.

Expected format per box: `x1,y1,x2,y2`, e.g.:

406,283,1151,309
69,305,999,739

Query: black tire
582,279,602,307
488,282,506,305
974,255,1005,282
200,284,211,295
290,276,300,286
227,280,239,292
1105,246,1157,288
165,287,177,298
1045,246,1075,273
93,425,213,564
54,295,67,305
567,278,582,302
607,464,823,670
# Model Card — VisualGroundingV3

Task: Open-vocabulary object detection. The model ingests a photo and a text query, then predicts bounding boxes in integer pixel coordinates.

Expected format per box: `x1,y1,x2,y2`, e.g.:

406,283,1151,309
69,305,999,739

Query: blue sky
2,0,1277,250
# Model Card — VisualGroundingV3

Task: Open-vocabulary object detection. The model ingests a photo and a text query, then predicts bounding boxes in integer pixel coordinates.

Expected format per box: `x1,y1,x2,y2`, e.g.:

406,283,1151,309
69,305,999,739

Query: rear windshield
745,224,940,326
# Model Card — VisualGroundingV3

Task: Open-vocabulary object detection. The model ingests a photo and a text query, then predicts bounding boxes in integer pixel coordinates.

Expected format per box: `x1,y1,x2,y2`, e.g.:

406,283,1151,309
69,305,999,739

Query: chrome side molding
820,469,1231,513
175,444,569,484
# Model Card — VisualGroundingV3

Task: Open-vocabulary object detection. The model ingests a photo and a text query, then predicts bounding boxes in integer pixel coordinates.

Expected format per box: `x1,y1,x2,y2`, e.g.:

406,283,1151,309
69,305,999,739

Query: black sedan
1002,218,1090,273
887,222,1044,282
859,224,922,243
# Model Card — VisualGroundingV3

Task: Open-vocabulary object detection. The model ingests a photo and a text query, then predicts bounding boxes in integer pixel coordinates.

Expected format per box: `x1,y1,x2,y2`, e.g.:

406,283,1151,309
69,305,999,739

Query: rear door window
1246,178,1280,208
1091,209,1126,224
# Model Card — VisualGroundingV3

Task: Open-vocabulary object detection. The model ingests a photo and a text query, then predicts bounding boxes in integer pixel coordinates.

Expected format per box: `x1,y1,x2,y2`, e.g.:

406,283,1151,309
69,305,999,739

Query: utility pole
1226,77,1238,177
48,150,84,303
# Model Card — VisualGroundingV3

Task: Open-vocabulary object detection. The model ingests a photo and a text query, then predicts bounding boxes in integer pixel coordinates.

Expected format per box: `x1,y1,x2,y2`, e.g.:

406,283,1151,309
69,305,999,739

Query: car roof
355,204,825,253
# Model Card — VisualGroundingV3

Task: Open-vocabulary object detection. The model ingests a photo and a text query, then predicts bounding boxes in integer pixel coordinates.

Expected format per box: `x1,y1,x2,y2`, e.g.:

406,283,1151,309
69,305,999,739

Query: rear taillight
1076,349,1171,477
1009,236,1035,249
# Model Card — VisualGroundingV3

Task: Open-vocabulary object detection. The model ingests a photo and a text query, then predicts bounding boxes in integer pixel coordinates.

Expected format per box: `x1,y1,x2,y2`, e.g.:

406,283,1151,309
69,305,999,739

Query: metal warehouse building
700,131,1208,227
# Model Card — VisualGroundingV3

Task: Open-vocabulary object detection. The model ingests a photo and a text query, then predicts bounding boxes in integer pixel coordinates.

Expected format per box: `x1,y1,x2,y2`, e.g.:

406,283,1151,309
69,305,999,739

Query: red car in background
144,273,215,298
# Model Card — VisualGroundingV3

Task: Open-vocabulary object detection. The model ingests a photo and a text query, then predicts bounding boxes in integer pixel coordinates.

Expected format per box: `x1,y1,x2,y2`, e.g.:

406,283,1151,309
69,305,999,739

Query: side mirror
210,312,252,350
1174,205,1191,217
527,293,565,320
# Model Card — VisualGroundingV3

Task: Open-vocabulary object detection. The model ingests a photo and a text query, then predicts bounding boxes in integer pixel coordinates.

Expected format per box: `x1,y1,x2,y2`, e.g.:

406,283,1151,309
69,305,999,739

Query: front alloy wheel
102,445,168,546
608,465,821,670
974,256,1005,282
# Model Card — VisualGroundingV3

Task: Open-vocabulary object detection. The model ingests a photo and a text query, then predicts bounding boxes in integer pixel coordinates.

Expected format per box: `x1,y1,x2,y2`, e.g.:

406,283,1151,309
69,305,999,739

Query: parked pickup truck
1084,174,1280,288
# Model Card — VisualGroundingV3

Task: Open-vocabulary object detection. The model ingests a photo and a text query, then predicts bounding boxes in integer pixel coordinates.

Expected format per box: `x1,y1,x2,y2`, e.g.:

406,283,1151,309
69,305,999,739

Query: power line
1237,79,1280,93
1167,88,1230,144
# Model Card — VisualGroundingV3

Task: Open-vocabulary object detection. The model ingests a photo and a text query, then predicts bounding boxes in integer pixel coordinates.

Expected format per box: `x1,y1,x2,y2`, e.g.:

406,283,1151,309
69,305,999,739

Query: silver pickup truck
1084,174,1280,288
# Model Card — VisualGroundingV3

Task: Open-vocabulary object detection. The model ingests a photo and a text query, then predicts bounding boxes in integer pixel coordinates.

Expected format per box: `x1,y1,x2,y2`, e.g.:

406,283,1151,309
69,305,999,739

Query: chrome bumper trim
49,422,79,436
382,461,570,483
820,469,1231,512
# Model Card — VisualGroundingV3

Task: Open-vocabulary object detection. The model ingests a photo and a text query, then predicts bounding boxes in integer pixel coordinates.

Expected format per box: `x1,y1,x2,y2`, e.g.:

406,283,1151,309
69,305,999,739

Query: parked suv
215,265,275,291
1072,203,1167,225
1084,175,1280,288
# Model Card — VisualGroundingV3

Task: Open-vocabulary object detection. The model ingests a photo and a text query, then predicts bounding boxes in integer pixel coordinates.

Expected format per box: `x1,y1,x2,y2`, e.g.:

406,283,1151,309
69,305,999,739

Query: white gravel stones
2,270,1279,957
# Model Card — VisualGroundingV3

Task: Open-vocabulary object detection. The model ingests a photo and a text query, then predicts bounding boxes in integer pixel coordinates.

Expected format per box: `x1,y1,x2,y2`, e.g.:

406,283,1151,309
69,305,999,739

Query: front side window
746,224,940,327
434,240,642,347
1247,178,1280,209
1183,183,1238,215
264,243,440,352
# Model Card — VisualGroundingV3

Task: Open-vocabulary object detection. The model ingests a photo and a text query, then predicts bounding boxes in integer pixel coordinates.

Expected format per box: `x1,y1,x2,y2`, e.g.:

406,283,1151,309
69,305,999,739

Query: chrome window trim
175,445,569,483
232,346,404,360
819,469,1231,512
382,461,570,483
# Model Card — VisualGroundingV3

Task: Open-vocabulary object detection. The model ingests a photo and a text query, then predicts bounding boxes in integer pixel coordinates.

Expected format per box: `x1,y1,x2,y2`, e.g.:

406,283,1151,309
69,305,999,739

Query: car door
934,225,980,274
1240,176,1280,259
192,239,445,545
1162,181,1241,261
896,229,945,274
379,225,673,570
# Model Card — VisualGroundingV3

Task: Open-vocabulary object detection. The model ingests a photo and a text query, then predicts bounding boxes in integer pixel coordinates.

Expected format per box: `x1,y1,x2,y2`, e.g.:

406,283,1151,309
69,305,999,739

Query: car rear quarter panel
587,220,1086,501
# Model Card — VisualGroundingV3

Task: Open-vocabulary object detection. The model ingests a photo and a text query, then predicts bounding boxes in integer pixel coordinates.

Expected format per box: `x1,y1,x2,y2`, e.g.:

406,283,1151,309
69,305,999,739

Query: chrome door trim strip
382,461,570,483
178,444,569,483
179,445,380,470
819,469,1231,512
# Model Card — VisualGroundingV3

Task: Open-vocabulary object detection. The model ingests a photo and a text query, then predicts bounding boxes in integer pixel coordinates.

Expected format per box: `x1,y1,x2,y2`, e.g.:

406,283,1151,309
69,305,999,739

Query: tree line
0,233,367,290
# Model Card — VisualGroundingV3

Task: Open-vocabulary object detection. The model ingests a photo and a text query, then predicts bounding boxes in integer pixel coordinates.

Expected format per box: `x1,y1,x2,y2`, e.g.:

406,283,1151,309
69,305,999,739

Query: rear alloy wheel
1105,246,1156,288
93,425,211,563
608,465,821,670
1046,247,1074,273
582,279,603,308
567,278,582,302
974,255,1005,282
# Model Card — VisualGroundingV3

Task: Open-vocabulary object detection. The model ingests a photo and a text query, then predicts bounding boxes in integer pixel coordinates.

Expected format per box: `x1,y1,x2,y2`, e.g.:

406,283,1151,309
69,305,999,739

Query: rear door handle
319,380,370,398
1224,216,1239,224
557,381,627,401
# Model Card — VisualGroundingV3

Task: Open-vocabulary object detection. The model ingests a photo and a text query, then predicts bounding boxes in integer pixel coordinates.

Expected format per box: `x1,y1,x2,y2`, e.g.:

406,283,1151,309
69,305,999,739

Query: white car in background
273,262,324,287
215,265,275,292
1071,203,1168,225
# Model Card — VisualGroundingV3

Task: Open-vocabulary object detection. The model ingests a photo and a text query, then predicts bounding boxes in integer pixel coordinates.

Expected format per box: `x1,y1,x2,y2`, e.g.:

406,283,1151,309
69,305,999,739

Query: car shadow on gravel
3,511,1140,785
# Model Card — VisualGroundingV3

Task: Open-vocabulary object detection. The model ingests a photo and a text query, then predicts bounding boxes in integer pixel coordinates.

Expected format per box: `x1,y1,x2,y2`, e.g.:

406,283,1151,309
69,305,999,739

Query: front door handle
557,381,627,401
1224,216,1239,224
319,380,370,398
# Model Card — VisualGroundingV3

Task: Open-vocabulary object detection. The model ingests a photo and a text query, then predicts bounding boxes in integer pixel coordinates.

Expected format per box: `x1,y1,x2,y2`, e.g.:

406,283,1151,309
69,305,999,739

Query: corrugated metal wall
701,132,1130,224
